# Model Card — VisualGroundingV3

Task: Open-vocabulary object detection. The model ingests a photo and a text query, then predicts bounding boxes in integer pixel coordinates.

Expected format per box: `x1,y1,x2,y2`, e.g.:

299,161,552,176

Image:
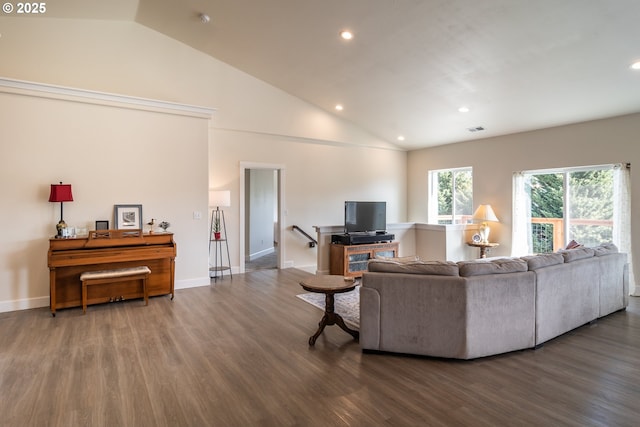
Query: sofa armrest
598,252,628,316
359,286,381,349
361,272,467,357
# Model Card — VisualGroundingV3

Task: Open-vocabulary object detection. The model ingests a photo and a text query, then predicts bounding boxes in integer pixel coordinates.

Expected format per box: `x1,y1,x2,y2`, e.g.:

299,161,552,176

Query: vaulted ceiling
43,0,640,149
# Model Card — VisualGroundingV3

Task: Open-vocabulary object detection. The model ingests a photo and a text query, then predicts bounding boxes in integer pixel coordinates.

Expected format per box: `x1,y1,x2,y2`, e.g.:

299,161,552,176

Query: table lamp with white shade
473,204,499,244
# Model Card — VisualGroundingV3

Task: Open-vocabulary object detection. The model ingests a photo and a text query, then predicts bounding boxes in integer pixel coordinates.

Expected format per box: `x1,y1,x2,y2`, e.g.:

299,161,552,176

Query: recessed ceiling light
397,135,405,141
631,61,640,70
340,30,353,40
335,104,344,111
199,13,210,24
458,106,470,113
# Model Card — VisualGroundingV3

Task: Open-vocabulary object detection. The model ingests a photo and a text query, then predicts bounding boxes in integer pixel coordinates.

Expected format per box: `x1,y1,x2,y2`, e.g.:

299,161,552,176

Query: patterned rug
296,286,360,329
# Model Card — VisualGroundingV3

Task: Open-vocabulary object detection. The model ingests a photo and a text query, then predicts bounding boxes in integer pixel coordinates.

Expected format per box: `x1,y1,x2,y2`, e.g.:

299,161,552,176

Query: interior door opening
239,163,284,273
245,169,277,271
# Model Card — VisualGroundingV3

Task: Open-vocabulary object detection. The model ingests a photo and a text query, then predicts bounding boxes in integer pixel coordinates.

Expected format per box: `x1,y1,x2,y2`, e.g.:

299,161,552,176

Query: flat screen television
344,201,386,234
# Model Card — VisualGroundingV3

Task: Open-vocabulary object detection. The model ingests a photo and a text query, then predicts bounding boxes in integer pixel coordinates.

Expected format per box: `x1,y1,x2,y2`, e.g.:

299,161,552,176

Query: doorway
239,162,285,273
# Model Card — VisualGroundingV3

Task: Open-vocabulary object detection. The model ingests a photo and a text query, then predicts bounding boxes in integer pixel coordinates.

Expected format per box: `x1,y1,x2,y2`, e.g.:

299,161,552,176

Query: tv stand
330,241,399,278
331,233,395,245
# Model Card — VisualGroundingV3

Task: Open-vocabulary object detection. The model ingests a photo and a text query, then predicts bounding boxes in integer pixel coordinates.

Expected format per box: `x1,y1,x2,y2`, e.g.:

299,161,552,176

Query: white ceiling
45,0,640,150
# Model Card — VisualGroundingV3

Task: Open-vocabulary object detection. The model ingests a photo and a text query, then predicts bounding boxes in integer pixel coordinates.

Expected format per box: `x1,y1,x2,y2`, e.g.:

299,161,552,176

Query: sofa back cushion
558,247,595,263
593,243,619,256
521,253,565,270
367,260,459,276
458,258,528,277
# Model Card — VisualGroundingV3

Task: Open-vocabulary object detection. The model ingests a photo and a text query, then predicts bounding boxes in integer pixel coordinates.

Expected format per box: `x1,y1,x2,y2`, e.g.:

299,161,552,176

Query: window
428,167,473,224
513,164,630,254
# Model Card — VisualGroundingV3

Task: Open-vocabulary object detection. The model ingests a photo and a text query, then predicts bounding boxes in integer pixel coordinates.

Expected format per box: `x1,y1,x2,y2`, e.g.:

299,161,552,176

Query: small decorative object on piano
147,218,156,233
159,221,170,232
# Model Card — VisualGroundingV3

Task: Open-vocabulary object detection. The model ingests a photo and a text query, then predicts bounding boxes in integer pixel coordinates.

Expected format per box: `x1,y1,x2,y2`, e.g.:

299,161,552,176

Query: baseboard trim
0,277,211,313
175,277,211,290
246,247,275,262
0,296,50,313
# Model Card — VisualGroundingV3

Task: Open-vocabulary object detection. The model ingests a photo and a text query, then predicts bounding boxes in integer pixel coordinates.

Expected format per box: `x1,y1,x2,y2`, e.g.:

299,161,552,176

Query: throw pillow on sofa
375,254,421,263
565,239,583,249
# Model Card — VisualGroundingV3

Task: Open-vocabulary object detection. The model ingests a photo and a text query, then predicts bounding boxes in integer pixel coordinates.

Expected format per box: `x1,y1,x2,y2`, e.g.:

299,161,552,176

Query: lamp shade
48,183,73,203
209,190,231,208
473,204,498,222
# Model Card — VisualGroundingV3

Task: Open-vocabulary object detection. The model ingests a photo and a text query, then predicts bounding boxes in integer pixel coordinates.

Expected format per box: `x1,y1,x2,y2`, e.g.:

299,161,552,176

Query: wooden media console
330,241,399,278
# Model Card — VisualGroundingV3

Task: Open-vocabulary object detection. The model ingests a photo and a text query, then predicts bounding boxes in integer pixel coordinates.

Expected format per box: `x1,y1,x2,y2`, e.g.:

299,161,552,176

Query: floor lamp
209,190,232,280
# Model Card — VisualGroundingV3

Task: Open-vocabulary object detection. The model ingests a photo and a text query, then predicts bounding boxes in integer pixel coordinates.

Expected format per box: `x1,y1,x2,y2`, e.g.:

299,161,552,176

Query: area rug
296,286,360,329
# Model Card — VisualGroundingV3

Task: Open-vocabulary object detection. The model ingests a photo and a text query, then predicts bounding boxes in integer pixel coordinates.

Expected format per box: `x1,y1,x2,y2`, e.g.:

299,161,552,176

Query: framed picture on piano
114,204,143,230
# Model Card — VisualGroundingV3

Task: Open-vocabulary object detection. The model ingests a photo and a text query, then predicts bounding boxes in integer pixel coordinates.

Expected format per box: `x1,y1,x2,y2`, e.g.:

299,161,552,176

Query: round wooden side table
467,242,499,258
299,275,359,346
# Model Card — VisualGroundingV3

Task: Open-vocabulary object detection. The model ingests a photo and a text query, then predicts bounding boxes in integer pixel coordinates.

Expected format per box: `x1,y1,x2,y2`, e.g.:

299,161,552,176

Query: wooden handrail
292,225,318,248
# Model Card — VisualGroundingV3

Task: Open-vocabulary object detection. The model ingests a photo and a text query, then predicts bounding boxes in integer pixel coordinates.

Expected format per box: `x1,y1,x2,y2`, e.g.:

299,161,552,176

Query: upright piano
47,229,176,316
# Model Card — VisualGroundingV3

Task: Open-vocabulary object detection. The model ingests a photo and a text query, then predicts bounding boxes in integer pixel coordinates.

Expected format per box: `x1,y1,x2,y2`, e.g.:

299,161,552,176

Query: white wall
0,16,409,311
212,129,407,271
408,113,640,293
0,87,211,310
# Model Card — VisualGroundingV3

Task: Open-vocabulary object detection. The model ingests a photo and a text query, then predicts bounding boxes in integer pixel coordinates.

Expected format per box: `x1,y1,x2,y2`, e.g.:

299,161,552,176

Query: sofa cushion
458,258,528,277
593,243,619,256
558,247,595,262
367,260,459,276
521,253,565,270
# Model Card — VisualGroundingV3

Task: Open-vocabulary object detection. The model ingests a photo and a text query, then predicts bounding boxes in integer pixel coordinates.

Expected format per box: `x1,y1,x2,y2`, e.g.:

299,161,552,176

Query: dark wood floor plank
1,268,639,426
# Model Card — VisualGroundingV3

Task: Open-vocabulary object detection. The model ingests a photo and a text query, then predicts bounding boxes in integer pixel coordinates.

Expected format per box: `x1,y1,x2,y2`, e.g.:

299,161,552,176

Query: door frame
239,161,286,273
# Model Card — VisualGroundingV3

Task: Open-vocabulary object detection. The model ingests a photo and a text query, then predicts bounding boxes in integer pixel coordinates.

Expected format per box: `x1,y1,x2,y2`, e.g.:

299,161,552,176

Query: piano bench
80,266,151,314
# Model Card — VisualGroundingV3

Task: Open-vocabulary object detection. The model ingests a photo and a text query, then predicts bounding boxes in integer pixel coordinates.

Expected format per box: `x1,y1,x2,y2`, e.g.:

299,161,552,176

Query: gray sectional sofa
360,244,628,359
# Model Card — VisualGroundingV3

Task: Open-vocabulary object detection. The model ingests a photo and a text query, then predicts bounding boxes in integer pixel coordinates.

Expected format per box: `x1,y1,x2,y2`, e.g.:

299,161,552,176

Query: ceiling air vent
467,126,485,133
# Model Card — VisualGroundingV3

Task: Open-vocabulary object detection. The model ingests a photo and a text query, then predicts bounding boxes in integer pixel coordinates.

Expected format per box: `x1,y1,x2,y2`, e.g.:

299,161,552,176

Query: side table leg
308,293,336,346
309,313,329,346
334,315,359,340
308,292,359,345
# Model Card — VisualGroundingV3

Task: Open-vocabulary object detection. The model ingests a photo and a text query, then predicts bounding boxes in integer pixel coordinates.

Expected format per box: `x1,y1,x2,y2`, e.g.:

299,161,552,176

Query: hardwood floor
1,269,639,426
245,251,277,271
